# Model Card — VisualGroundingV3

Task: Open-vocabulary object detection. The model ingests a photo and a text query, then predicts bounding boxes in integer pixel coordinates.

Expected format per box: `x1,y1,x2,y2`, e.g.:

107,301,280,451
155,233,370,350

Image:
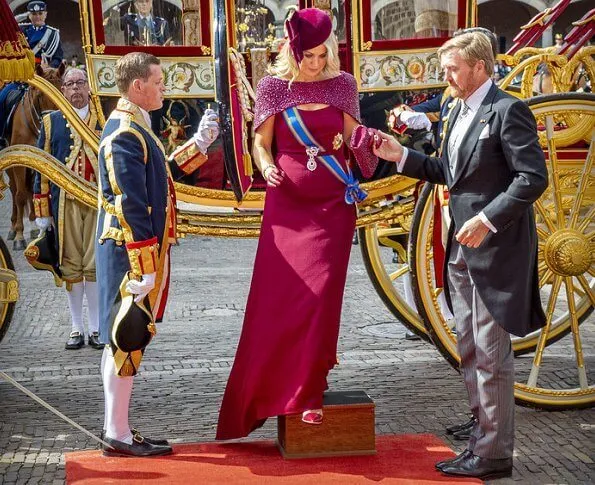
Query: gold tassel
243,153,253,176
119,357,136,377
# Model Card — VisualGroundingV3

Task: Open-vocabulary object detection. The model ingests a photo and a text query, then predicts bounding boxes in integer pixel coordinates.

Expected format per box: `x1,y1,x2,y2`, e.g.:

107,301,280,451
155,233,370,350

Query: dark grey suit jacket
402,83,548,337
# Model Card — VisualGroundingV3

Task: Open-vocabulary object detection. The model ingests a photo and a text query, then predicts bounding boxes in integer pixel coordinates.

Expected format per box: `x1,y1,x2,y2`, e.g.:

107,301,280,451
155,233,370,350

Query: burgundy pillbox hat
285,8,333,63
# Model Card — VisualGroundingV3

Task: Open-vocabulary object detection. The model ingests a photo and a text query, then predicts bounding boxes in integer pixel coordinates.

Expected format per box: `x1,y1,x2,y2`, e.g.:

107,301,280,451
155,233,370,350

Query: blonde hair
438,32,494,76
268,33,341,84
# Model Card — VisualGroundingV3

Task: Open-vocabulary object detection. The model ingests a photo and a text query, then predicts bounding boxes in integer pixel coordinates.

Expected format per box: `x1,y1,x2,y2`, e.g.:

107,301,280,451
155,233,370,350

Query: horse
4,63,65,250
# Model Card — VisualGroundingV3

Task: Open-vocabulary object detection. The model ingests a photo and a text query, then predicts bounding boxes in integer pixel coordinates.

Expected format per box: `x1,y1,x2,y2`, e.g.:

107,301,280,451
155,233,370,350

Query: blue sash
282,107,367,204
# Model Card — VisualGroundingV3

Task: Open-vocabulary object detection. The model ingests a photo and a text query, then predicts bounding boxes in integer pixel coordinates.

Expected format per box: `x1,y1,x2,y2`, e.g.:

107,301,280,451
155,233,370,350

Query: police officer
20,0,63,67
0,1,64,145
122,0,171,46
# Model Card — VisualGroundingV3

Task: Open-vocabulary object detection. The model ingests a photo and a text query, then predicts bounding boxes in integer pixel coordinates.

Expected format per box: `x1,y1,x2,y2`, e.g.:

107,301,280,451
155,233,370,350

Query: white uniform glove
192,108,219,154
35,217,52,231
125,272,156,303
400,111,432,131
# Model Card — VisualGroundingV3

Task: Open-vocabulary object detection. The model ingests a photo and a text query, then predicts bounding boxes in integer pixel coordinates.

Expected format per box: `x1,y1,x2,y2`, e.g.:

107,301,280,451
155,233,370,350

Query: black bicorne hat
109,272,156,377
24,226,63,287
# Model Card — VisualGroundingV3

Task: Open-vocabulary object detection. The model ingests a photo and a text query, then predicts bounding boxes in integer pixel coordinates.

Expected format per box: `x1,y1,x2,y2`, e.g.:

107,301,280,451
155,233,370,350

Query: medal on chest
306,146,319,171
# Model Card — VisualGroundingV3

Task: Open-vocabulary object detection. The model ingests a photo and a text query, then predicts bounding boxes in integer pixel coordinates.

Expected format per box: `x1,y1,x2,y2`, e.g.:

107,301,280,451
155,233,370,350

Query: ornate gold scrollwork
0,146,97,209
0,269,19,303
0,170,7,200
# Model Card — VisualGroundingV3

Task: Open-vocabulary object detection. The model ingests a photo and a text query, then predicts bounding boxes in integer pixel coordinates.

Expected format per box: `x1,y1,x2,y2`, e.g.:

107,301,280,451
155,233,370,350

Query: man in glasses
122,0,172,46
33,68,104,351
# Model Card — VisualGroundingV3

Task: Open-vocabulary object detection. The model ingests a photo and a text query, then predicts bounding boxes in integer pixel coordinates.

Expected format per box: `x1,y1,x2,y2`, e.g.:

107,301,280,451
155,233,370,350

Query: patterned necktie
448,102,470,174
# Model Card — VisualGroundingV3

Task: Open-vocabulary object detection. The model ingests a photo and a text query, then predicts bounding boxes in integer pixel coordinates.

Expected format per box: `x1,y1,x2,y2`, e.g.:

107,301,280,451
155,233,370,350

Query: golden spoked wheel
409,93,595,409
359,192,430,341
0,235,17,344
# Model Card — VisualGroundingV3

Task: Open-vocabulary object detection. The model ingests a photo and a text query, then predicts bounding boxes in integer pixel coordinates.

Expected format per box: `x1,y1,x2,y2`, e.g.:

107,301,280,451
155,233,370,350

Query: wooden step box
277,390,376,459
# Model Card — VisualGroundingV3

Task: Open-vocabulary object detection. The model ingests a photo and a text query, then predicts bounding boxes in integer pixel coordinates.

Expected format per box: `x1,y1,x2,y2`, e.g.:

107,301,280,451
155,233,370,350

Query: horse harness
19,87,53,139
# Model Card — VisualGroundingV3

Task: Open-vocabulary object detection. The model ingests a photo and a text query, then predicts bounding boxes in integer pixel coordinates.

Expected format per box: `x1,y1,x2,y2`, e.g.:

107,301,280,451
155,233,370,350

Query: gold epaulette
125,237,159,277
169,138,208,174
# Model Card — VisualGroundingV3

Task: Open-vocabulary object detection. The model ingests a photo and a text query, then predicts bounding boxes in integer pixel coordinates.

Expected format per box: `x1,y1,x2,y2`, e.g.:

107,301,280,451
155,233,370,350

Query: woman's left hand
264,165,285,187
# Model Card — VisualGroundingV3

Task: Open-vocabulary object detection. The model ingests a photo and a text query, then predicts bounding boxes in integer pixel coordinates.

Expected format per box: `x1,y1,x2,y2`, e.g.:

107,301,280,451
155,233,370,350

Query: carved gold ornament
0,269,19,303
544,229,592,277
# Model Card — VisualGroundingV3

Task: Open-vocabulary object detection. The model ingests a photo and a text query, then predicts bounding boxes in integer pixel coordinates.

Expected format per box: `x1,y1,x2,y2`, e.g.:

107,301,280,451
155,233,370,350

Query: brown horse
5,63,65,250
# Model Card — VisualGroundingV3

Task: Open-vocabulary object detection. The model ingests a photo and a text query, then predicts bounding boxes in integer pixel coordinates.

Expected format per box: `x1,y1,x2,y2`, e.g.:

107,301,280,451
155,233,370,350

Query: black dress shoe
435,449,472,471
101,429,171,447
65,332,85,350
441,453,513,480
88,332,105,350
453,425,474,440
102,434,172,457
132,428,170,446
445,416,476,435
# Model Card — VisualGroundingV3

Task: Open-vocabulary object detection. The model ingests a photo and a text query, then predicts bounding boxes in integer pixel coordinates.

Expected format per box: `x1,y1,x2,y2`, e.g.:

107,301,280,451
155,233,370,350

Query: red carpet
65,434,482,484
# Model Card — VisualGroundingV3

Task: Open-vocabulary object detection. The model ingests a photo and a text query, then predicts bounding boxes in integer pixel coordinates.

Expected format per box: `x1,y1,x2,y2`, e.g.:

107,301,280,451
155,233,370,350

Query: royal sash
282,107,367,204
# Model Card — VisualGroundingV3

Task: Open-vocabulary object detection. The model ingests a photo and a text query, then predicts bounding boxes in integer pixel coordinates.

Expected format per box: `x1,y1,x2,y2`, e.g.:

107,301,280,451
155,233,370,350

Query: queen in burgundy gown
215,71,366,440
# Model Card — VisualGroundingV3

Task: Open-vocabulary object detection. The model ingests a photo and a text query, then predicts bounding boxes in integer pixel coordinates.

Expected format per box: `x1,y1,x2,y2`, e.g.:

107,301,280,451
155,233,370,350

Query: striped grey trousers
448,241,515,459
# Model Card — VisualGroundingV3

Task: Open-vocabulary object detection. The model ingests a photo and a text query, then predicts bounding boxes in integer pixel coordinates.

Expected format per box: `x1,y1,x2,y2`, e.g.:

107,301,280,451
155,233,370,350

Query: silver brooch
306,146,319,171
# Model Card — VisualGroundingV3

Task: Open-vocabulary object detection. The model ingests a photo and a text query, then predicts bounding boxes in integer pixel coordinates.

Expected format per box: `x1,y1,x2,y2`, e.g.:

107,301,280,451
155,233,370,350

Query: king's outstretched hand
372,131,405,163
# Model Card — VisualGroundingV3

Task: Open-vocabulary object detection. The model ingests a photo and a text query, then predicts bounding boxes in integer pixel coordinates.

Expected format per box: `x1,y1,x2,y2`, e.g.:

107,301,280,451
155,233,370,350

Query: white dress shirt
139,106,152,129
396,78,497,233
447,79,493,175
73,104,89,120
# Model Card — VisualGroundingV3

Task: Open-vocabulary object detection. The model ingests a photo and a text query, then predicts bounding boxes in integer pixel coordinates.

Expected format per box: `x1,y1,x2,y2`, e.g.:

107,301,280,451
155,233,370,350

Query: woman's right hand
263,165,285,187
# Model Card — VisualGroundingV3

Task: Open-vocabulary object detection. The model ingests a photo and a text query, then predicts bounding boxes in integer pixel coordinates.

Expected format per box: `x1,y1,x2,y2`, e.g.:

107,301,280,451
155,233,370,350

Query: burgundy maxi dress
216,89,358,440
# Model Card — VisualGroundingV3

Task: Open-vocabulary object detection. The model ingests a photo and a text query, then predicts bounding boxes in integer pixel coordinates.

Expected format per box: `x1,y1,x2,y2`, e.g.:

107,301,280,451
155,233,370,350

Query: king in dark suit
374,31,548,480
96,52,218,457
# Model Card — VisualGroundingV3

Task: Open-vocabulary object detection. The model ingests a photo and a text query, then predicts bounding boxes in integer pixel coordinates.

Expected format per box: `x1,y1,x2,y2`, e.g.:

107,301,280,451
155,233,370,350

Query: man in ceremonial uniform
374,31,547,479
33,68,103,350
96,52,217,457
20,0,63,67
122,0,171,46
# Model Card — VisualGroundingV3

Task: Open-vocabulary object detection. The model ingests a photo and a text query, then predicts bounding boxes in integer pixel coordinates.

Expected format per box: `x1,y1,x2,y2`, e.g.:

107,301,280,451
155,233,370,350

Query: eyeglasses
63,80,87,88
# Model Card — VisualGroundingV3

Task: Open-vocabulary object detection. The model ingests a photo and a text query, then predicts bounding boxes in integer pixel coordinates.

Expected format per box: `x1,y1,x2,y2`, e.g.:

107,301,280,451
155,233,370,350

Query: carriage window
372,0,457,41
102,0,191,46
235,0,298,53
331,0,347,43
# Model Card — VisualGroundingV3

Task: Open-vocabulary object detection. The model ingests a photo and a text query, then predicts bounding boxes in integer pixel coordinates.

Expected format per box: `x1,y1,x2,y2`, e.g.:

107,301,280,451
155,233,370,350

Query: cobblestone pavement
0,189,593,485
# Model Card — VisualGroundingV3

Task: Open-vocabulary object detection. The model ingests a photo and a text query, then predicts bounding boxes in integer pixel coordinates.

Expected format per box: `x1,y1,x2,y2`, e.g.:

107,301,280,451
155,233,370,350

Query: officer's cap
27,1,47,12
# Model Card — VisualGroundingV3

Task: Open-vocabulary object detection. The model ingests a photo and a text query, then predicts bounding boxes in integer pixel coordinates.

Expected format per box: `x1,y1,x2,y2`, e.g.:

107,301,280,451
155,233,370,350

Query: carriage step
277,390,376,459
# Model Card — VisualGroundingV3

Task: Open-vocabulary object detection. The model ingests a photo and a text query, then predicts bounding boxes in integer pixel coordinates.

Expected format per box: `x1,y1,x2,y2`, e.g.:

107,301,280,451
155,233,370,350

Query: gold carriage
0,0,593,408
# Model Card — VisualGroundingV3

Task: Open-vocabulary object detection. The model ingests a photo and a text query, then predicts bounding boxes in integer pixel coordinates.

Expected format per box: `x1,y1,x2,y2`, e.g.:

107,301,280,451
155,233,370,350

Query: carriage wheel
359,194,430,341
0,236,17,344
409,93,595,409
